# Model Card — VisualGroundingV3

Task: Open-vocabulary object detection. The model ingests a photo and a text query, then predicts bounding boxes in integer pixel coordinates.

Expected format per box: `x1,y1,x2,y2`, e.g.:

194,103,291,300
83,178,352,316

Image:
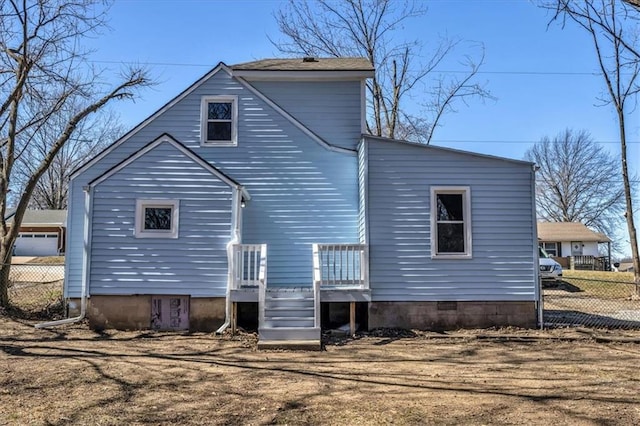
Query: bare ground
1,317,640,425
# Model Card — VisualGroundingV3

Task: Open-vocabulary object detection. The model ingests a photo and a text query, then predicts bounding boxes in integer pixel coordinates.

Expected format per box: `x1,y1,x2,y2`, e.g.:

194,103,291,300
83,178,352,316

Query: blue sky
86,0,638,252
88,0,638,164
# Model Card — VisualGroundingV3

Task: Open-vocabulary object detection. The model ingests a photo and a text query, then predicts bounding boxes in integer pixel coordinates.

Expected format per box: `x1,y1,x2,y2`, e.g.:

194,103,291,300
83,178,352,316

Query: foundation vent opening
437,301,458,311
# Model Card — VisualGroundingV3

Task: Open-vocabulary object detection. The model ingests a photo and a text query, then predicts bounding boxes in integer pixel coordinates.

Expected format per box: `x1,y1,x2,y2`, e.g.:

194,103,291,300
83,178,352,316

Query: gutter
216,187,243,334
36,187,92,329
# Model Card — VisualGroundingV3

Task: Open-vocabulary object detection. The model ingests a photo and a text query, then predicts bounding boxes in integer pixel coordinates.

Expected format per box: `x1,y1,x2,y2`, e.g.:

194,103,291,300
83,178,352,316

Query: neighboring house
64,57,538,345
537,222,611,271
6,209,67,256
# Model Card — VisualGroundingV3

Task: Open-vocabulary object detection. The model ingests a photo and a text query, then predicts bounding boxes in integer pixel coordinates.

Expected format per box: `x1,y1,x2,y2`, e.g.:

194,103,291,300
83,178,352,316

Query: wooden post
350,301,356,336
231,302,237,334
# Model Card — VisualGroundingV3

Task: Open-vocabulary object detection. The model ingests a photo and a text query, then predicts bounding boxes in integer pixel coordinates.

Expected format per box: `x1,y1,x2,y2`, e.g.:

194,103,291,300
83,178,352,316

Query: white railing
230,244,267,289
313,243,369,288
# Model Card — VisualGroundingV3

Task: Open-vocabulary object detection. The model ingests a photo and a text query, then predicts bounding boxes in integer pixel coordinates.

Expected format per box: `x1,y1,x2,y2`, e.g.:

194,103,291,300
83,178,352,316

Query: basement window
135,199,179,239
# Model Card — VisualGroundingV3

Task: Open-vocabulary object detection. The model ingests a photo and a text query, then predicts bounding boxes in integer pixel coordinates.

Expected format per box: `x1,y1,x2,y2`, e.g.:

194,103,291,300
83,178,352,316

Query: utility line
431,139,640,144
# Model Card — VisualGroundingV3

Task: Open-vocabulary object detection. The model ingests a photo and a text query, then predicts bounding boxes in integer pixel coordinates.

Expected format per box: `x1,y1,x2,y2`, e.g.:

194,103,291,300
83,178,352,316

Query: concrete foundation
368,301,537,330
189,298,226,332
68,296,226,332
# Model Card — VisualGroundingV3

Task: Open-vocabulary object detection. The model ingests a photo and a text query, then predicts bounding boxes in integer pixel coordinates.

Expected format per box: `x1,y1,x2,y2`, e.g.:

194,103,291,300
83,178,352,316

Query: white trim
231,70,374,80
200,95,238,147
532,167,542,328
70,63,233,180
234,76,356,156
83,186,93,298
430,186,473,259
360,80,367,134
135,199,180,239
89,135,245,196
360,139,370,246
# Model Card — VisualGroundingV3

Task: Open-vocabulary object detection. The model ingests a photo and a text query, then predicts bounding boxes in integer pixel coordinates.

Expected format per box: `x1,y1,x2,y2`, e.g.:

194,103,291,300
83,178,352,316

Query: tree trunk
617,112,640,296
0,252,12,308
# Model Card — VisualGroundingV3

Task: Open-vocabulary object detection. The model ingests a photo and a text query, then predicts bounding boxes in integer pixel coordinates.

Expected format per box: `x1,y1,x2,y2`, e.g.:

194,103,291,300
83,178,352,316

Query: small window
135,200,179,239
542,242,558,257
201,96,238,146
430,186,472,259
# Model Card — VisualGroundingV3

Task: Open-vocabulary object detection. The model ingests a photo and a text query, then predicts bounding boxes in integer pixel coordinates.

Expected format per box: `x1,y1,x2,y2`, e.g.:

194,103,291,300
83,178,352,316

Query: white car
539,247,562,282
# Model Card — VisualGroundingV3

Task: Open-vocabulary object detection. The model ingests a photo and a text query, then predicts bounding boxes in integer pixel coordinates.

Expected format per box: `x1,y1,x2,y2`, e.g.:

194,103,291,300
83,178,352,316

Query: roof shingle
231,57,373,72
7,209,67,226
537,222,610,243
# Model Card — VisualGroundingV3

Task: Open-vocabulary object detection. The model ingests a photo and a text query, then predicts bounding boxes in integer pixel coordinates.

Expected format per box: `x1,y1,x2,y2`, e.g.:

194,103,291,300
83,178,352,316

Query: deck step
258,327,321,341
259,286,320,347
262,318,315,328
264,307,314,318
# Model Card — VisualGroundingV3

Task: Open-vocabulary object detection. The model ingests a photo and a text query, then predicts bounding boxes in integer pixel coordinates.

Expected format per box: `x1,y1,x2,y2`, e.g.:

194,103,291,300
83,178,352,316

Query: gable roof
362,135,533,167
232,57,373,72
537,222,611,243
71,58,360,180
7,210,67,227
89,133,250,200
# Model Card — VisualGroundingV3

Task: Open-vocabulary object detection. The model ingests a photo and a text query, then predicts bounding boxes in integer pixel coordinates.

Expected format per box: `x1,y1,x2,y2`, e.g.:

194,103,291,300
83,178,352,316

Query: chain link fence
543,275,640,329
4,263,65,318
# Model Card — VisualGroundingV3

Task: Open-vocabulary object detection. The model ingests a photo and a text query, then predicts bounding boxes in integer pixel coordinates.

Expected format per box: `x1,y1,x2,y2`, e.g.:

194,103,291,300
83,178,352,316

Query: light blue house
64,58,539,346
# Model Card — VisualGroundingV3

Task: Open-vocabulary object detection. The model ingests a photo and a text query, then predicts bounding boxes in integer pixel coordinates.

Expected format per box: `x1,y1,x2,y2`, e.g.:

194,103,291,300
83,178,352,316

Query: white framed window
200,95,238,146
135,199,179,239
430,186,472,259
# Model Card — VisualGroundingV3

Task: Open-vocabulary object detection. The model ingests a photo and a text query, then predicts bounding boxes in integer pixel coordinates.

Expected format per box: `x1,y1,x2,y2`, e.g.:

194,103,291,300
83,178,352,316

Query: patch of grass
564,270,635,283
561,270,637,299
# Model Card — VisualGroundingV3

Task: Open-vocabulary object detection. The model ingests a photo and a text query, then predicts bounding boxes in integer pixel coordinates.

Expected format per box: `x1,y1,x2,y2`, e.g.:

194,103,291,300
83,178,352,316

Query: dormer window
201,95,238,146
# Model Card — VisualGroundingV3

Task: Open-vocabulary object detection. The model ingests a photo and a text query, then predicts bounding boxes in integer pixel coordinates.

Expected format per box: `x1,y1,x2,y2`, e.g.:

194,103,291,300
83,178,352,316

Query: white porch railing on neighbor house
230,244,267,289
312,243,369,288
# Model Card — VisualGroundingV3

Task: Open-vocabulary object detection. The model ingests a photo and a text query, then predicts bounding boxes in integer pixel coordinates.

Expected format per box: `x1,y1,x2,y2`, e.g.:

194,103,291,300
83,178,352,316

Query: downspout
36,186,92,328
216,187,243,334
57,225,64,255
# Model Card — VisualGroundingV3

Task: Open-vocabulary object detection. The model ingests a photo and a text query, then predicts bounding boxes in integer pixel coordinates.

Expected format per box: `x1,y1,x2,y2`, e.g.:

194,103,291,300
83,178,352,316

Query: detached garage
7,210,67,256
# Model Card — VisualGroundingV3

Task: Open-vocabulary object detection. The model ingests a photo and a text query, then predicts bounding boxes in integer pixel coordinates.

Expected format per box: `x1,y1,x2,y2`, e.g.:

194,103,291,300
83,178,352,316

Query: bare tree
548,0,640,289
0,0,151,307
272,0,492,144
525,129,626,249
11,107,124,210
624,0,640,9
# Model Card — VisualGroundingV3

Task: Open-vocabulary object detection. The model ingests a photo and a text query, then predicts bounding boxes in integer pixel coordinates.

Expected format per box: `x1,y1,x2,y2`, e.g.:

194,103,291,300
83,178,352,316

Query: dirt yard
1,317,640,425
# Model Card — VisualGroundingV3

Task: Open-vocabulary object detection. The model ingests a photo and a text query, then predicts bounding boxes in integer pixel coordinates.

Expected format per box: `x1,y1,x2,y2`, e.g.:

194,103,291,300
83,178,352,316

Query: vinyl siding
251,81,362,150
66,69,359,297
365,137,536,302
89,141,234,296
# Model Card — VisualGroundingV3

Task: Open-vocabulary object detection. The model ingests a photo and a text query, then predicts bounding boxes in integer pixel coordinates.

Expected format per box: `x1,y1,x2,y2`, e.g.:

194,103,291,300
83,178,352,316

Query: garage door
14,233,59,256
